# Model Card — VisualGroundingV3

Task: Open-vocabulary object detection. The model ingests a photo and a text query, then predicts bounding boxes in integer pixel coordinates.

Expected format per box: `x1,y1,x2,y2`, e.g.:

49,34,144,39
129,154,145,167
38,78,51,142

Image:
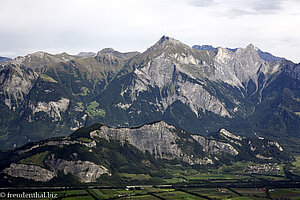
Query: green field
88,189,111,199
120,194,160,199
19,151,49,167
232,188,268,200
40,74,58,83
186,188,238,199
86,101,106,117
292,156,300,175
76,87,90,96
77,102,84,110
76,101,106,117
226,197,255,200
2,187,299,200
156,190,204,199
76,137,93,143
119,173,152,181
65,189,88,196
270,188,300,200
62,196,94,200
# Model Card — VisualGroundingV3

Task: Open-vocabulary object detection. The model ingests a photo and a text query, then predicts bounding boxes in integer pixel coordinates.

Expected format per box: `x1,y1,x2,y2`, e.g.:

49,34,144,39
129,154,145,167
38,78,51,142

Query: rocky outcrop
2,159,110,183
191,135,238,156
29,98,70,121
90,122,242,165
0,66,38,110
219,129,242,146
256,154,272,160
268,141,283,151
3,163,56,182
90,121,190,161
50,159,111,183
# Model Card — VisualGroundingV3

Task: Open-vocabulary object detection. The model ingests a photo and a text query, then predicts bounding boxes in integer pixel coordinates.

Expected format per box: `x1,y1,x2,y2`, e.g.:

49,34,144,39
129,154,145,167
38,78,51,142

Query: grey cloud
252,0,282,12
229,0,284,16
189,0,216,7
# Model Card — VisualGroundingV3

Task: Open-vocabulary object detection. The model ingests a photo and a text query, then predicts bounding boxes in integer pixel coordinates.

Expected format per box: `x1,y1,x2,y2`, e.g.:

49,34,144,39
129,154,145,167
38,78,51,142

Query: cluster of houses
245,163,281,174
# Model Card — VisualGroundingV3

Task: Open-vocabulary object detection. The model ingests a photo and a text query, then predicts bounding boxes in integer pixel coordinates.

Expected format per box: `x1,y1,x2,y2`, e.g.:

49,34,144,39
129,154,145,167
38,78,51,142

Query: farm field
292,156,300,176
2,187,299,200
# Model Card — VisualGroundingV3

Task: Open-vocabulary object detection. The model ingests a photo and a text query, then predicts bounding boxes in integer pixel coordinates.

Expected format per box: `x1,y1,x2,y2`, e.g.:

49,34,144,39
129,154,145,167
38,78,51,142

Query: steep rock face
90,121,213,165
89,121,287,164
50,159,111,183
3,163,56,182
29,97,70,121
0,66,38,110
129,53,230,117
212,45,281,88
2,159,110,183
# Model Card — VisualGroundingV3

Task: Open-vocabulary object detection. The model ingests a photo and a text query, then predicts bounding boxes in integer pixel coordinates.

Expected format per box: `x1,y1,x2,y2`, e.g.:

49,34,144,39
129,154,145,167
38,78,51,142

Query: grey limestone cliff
90,121,242,165
50,159,111,183
3,163,56,182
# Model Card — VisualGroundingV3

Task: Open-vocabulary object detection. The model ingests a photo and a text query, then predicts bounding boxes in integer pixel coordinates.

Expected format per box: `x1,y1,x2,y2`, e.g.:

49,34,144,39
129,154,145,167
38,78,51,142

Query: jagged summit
156,35,182,46
246,43,255,49
193,43,284,62
157,35,171,44
143,35,199,59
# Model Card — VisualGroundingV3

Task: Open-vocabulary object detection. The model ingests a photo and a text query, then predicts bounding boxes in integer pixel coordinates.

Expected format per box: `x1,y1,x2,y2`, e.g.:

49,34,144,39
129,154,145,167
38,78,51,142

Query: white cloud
0,0,299,63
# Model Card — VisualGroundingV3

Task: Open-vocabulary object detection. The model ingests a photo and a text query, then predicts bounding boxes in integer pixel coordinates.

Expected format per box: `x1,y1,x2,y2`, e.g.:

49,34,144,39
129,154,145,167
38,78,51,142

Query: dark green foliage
70,123,102,139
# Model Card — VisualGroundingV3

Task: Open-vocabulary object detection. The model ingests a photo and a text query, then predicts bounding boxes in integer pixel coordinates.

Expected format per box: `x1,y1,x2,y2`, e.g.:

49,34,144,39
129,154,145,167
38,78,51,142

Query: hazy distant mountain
77,52,96,58
192,45,215,51
0,56,11,63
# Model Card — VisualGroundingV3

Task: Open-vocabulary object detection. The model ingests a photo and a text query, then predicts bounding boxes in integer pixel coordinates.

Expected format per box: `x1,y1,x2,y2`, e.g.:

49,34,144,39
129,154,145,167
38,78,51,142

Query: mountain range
0,36,299,150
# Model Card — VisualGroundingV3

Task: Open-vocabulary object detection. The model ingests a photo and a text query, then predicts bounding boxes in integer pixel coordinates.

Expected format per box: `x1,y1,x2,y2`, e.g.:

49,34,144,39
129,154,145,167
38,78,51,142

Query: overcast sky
0,0,299,63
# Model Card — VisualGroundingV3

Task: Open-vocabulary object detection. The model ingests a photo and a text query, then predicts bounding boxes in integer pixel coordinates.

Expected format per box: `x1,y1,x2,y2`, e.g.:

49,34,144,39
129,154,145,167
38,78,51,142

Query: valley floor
2,156,300,199
1,186,300,200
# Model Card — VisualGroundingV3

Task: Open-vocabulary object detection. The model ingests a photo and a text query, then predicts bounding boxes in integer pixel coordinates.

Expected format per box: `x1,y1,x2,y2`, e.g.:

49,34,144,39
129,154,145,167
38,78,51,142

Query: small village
245,163,281,174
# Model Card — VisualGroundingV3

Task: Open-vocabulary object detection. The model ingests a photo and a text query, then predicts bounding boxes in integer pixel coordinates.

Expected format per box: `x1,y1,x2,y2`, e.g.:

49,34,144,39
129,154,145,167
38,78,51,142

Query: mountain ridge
0,36,299,150
0,121,290,185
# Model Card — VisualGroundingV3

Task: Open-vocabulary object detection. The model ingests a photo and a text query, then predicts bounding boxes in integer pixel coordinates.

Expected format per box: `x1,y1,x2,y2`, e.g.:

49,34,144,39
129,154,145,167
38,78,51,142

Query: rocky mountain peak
99,48,116,54
156,35,182,46
246,43,255,50
143,36,198,61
